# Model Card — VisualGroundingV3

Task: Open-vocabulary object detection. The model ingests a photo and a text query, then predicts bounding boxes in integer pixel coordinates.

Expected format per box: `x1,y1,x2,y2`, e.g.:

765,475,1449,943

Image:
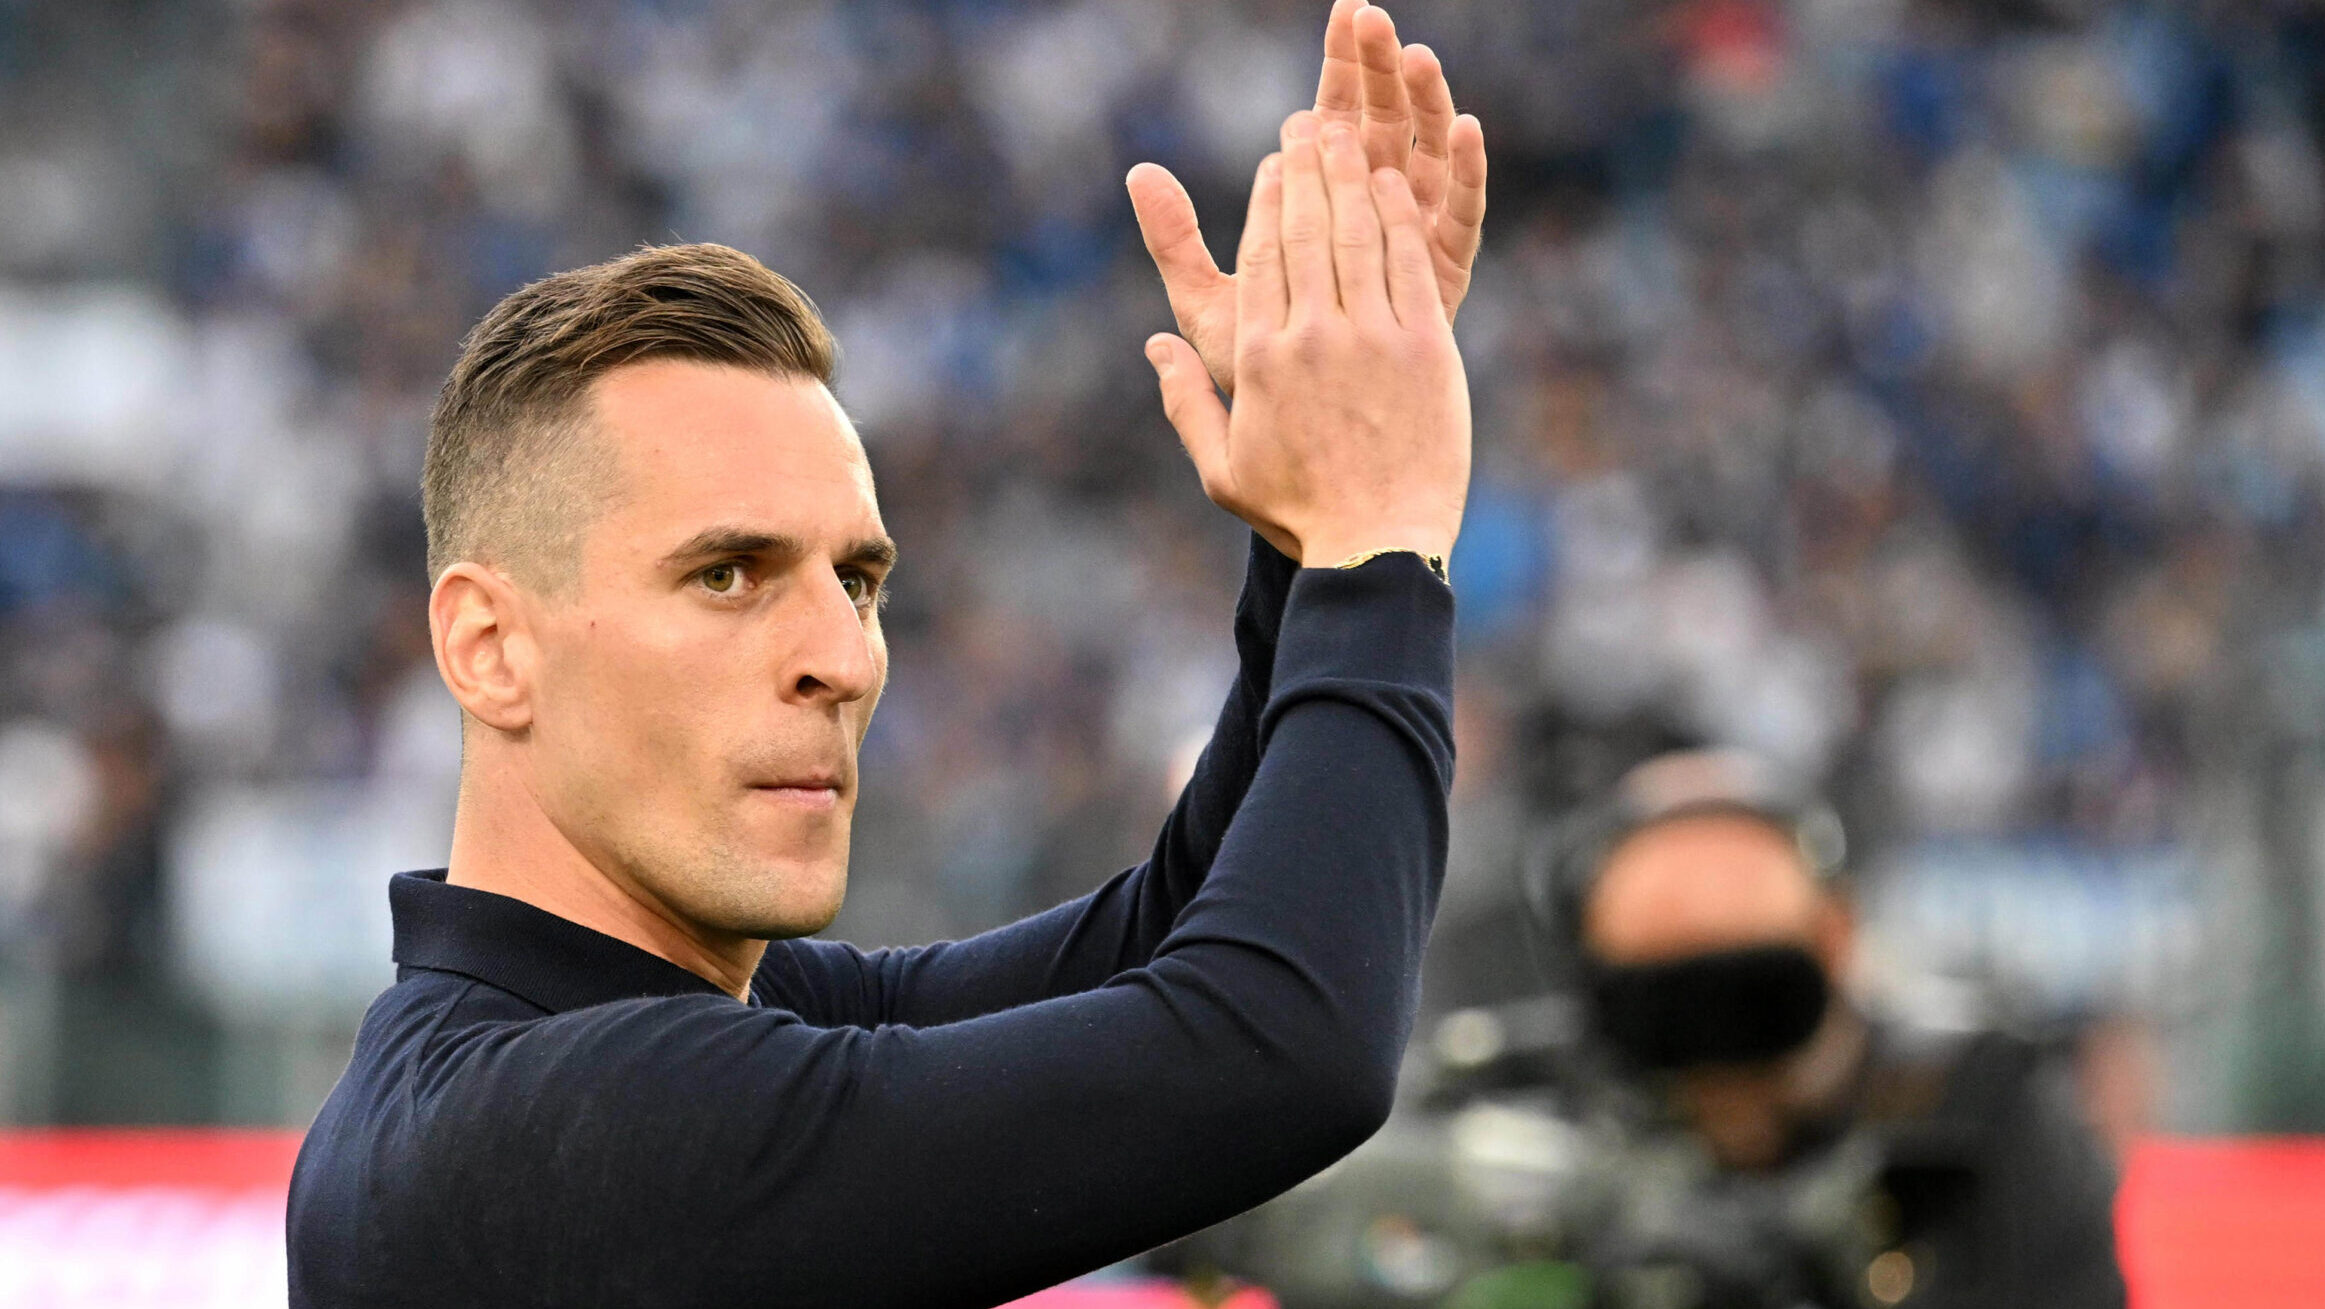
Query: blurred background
0,0,2321,1158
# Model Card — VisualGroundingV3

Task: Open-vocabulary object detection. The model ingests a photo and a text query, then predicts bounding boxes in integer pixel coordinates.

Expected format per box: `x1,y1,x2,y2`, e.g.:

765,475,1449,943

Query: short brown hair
422,243,837,587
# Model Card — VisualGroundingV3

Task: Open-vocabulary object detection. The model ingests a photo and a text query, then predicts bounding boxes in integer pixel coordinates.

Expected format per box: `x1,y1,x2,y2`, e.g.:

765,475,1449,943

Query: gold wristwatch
1332,548,1450,586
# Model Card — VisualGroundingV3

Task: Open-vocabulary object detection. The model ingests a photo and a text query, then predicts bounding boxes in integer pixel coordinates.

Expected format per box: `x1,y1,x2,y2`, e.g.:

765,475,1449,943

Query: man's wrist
1299,531,1454,582
1326,547,1450,585
1266,553,1459,756
1298,529,1457,570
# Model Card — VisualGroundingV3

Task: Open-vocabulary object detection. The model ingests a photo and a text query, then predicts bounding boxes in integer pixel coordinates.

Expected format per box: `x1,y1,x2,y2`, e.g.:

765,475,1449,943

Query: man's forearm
1137,531,1300,900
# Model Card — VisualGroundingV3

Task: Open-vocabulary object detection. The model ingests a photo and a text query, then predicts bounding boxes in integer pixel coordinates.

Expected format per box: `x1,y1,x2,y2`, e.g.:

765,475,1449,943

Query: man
287,5,1486,1307
1567,750,2127,1308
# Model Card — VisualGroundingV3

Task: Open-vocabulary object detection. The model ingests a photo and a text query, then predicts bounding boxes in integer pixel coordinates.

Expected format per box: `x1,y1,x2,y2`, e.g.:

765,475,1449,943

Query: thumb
1127,163,1224,299
1131,164,1237,395
1145,333,1231,494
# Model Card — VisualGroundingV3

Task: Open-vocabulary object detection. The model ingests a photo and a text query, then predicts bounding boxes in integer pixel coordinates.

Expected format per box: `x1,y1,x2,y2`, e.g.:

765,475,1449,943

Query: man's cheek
854,653,888,747
622,656,719,762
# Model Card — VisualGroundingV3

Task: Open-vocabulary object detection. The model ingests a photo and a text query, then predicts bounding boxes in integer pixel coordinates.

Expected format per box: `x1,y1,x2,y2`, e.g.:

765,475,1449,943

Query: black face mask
1586,944,1830,1071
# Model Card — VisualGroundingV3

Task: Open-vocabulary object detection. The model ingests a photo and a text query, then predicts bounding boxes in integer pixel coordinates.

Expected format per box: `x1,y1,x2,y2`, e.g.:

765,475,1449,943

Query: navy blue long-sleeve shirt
287,540,1455,1309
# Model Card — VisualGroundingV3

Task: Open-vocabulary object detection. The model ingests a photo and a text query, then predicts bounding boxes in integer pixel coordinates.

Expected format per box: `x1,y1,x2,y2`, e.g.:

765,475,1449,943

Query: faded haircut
422,243,837,589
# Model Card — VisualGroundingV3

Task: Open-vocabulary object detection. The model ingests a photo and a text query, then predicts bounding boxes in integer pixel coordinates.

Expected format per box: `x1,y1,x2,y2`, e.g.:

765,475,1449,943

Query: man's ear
429,562,536,734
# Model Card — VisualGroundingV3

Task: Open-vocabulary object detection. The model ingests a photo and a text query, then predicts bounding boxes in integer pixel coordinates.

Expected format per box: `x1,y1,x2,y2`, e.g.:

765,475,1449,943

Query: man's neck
444,770,766,1001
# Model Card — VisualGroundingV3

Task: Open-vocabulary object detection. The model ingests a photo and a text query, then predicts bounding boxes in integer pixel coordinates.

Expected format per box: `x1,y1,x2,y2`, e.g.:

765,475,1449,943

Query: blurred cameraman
1558,749,2127,1309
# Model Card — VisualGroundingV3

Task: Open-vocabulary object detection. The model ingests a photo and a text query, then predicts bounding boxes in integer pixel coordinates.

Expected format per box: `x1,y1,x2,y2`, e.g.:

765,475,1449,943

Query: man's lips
748,775,846,810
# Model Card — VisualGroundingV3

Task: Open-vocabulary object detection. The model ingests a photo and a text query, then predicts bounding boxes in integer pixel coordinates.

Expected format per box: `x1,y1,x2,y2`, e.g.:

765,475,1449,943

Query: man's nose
782,569,881,706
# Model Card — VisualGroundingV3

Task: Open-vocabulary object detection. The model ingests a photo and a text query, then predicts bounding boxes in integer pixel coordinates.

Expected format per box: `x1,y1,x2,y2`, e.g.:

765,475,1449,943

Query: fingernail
1286,115,1317,141
1144,340,1169,369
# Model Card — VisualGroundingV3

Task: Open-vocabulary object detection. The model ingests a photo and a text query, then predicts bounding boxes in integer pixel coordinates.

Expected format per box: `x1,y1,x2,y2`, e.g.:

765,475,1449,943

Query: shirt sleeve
394,554,1454,1309
750,532,1301,1028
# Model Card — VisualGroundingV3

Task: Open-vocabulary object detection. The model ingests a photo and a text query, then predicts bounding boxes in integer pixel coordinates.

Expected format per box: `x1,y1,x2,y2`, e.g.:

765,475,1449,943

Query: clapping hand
1128,0,1487,397
1144,112,1471,570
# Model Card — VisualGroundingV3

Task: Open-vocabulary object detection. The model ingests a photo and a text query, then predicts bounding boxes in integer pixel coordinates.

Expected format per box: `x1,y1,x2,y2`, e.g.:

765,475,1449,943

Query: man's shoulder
347,967,547,1071
296,971,550,1170
323,966,809,1141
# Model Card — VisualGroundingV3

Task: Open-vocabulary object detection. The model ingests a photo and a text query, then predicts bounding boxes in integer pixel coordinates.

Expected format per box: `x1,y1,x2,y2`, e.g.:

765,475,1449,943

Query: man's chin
706,806,852,935
694,853,848,941
753,893,845,941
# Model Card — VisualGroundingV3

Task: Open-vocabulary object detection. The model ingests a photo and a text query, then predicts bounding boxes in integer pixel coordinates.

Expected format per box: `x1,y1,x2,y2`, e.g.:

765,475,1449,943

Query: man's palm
1128,1,1486,396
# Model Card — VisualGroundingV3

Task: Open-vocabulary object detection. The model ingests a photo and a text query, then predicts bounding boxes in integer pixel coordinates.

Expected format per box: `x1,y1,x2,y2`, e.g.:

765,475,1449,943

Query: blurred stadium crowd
1,0,2322,1128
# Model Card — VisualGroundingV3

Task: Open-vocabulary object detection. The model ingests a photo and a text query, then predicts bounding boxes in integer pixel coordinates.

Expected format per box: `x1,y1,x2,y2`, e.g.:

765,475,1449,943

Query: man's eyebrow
658,528,804,570
844,536,900,569
656,527,898,571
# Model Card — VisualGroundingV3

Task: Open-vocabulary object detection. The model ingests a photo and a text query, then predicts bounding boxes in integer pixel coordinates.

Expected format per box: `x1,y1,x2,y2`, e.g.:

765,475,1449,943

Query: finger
1145,333,1231,498
1313,0,1365,128
1321,122,1389,321
1352,5,1412,172
1276,114,1337,315
1372,167,1440,329
1431,112,1487,315
1402,44,1454,212
1236,153,1289,334
1127,162,1225,301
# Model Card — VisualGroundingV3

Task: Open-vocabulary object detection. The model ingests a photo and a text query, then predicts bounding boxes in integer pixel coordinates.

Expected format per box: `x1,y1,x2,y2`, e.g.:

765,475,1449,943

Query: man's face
520,359,892,940
1583,813,1849,1169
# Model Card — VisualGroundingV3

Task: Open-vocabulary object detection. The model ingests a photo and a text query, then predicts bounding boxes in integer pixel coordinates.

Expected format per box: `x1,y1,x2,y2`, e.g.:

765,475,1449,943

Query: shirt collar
389,869,734,1013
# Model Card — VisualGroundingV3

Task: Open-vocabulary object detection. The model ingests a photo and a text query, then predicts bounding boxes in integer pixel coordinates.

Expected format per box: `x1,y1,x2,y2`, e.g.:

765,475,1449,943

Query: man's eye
700,563,741,594
840,571,876,605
